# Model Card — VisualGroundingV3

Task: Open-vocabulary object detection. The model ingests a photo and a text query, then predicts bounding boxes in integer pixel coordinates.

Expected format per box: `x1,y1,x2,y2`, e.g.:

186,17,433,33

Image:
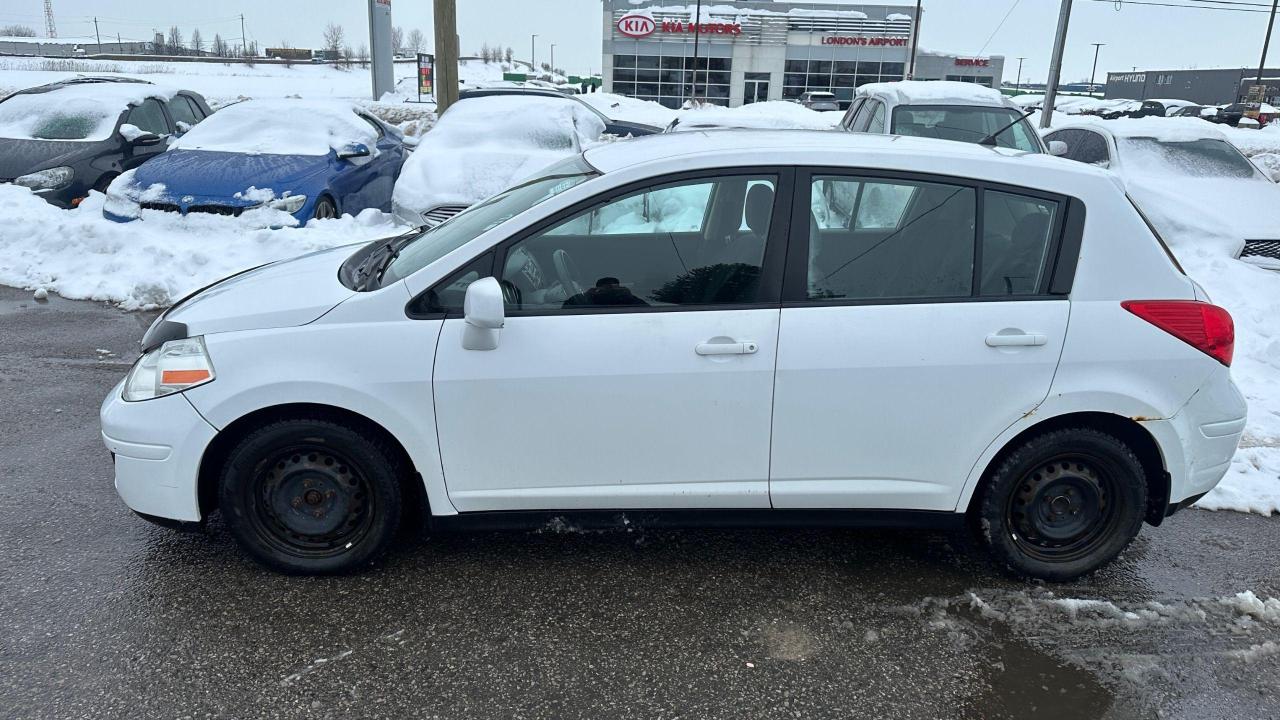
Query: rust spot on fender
1130,416,1161,422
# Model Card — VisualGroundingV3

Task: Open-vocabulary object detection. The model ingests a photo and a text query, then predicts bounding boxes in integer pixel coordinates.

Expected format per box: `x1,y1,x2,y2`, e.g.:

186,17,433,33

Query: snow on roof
0,82,178,142
392,95,605,213
1054,115,1231,142
857,80,1012,108
670,101,839,132
170,99,378,156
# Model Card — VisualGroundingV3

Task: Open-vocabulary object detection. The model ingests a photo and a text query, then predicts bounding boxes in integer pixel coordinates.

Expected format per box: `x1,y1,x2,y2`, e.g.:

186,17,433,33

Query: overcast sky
2,0,1276,83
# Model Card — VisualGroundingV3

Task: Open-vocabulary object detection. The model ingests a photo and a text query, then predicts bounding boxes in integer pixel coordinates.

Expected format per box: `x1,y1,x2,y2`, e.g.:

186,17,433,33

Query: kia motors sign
617,13,656,38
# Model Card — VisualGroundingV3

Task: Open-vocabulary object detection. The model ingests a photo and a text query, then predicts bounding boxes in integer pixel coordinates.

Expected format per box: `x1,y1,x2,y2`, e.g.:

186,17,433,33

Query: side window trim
782,166,1078,305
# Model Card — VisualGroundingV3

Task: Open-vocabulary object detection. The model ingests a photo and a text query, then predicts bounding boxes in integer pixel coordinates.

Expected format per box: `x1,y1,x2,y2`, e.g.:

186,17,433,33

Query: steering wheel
552,249,586,299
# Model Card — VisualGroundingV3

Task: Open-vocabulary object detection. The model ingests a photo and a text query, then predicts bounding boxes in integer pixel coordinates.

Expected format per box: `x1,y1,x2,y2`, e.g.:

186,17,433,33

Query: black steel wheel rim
246,444,376,558
1005,453,1121,563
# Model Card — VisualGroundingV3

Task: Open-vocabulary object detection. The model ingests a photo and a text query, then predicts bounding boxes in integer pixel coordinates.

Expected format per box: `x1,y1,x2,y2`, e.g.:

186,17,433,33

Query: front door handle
986,332,1048,347
696,341,759,356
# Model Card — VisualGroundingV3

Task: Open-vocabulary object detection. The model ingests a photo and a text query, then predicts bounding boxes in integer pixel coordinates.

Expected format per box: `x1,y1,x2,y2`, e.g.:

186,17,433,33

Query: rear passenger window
125,99,169,135
981,192,1058,296
806,175,975,300
167,96,202,130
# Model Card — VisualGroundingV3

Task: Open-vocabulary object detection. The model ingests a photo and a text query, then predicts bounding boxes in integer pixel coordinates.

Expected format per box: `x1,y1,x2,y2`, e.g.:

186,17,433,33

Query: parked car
799,91,840,111
102,130,1244,581
457,87,661,138
103,99,409,224
392,94,605,227
1167,104,1219,121
1097,100,1166,120
1208,102,1276,127
840,81,1053,154
0,77,211,208
1045,118,1280,269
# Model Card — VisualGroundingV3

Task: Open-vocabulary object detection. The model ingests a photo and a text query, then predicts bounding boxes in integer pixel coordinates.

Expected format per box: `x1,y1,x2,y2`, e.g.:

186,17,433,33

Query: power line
977,0,1023,56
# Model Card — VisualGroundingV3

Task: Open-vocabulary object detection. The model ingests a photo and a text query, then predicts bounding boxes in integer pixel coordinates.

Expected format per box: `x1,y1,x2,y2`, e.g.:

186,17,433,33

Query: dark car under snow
0,77,212,208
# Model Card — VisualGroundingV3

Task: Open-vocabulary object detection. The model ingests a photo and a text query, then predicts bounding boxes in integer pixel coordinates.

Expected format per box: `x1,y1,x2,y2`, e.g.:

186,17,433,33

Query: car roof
582,129,1116,196
857,80,1018,110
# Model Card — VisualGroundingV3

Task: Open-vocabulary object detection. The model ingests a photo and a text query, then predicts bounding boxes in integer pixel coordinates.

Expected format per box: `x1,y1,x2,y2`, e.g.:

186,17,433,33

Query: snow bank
1198,448,1280,515
0,183,405,309
0,82,177,142
171,99,377,156
392,95,605,214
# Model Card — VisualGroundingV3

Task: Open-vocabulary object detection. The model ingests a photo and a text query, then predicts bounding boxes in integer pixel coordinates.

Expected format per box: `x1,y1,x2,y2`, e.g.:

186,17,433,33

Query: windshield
0,92,121,141
891,105,1041,153
377,156,597,287
1118,137,1260,178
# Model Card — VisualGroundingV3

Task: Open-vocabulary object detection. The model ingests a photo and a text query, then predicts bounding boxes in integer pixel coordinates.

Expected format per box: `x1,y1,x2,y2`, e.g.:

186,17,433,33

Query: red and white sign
616,13,656,38
954,58,991,67
820,35,907,47
660,20,742,35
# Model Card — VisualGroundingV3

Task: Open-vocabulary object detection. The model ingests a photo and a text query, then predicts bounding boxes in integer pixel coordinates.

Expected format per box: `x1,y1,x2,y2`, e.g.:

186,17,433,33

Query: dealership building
1105,68,1280,106
601,1,1004,108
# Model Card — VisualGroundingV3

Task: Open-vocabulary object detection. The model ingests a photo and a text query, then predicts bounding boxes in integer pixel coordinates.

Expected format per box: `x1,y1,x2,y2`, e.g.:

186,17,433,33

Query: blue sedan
103,99,410,224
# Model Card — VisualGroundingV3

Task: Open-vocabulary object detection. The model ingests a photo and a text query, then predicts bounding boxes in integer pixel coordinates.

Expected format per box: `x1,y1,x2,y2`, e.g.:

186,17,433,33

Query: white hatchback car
102,131,1246,580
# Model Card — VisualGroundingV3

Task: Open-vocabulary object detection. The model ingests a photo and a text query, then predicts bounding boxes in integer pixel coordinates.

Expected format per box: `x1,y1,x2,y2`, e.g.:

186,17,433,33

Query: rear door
769,169,1075,510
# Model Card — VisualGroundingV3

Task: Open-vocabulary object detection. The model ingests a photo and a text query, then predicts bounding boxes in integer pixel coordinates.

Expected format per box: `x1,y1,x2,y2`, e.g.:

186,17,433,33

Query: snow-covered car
663,101,840,133
102,130,1244,581
0,77,211,208
840,81,1051,154
1044,118,1280,270
391,95,605,227
457,87,661,138
102,99,409,224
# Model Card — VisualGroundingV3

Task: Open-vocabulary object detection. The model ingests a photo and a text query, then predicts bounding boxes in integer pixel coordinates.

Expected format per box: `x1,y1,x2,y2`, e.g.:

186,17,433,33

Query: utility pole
93,17,101,54
1015,57,1025,94
1040,0,1073,129
435,0,460,111
530,34,537,74
367,0,393,99
907,0,923,79
550,43,555,74
239,14,246,56
690,0,703,102
1258,0,1278,87
1089,43,1105,97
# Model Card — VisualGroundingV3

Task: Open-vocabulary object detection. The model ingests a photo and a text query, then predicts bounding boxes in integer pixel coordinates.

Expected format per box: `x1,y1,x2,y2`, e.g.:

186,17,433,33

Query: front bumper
100,380,218,522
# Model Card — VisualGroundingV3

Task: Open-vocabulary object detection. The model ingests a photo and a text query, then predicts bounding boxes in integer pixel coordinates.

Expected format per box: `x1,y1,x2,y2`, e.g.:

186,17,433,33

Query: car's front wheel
976,428,1147,582
218,418,404,574
312,196,338,220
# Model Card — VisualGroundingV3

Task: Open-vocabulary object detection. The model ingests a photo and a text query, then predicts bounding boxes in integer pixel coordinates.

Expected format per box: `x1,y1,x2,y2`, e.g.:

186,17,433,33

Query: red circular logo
616,13,656,38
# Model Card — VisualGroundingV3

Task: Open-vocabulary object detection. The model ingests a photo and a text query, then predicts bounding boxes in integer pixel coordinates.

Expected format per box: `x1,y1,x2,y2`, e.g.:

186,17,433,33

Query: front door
433,171,791,512
744,73,770,104
769,170,1072,511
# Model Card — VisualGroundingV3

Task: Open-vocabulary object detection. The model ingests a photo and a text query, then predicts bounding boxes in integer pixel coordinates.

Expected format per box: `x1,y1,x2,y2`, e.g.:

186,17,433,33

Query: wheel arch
962,411,1171,526
196,402,428,524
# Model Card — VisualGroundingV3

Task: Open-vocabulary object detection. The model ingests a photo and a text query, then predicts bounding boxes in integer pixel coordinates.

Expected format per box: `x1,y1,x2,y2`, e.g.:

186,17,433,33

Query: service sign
617,13,656,38
954,58,990,67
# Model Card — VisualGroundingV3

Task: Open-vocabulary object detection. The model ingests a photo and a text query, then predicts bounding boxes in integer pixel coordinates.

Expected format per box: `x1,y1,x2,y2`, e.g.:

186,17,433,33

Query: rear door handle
985,332,1047,347
696,341,759,356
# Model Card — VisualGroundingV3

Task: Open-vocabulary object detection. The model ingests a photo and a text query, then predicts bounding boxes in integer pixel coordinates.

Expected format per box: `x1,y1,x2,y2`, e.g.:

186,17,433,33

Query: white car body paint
100,130,1246,531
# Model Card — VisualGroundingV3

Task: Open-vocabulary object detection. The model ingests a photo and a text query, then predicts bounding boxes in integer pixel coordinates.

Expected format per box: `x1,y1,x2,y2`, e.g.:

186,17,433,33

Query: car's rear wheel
218,418,403,574
312,196,338,220
976,428,1146,581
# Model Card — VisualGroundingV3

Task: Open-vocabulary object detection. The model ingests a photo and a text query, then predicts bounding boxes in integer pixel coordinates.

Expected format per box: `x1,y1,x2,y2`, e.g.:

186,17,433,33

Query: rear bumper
1142,368,1247,507
100,380,218,522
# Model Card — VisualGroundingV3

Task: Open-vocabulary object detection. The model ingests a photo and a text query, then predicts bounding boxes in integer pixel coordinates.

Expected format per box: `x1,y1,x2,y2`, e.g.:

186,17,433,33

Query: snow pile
171,99,377,156
392,95,605,215
0,183,405,309
1199,447,1280,515
0,82,177,142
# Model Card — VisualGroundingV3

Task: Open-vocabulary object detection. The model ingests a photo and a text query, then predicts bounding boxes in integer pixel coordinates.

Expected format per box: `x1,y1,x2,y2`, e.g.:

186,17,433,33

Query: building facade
1106,68,1280,105
602,0,1003,109
0,37,151,57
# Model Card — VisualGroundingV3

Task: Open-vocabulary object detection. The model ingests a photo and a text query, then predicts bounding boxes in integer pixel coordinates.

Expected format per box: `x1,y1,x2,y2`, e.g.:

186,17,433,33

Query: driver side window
501,174,777,312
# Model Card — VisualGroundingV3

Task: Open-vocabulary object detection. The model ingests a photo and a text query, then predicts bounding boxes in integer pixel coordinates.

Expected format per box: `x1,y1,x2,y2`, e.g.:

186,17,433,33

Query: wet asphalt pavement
2,285,1279,720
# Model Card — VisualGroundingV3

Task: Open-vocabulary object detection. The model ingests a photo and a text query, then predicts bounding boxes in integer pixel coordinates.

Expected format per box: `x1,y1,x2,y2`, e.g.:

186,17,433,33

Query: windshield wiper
979,108,1036,147
352,229,422,291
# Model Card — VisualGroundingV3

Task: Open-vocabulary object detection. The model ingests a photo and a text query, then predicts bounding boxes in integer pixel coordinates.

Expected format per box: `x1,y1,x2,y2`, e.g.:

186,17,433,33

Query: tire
217,418,404,575
93,173,118,194
312,196,338,220
975,428,1147,582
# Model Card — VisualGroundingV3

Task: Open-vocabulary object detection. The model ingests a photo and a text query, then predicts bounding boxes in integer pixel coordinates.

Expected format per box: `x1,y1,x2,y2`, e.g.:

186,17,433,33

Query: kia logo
616,13,656,38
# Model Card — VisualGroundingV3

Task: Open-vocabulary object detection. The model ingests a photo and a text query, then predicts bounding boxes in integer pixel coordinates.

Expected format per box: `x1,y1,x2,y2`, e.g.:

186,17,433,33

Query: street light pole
1089,43,1105,97
1015,56,1025,94
1040,0,1074,129
1258,0,1278,87
907,0,923,80
690,0,703,104
551,43,556,74
531,34,537,74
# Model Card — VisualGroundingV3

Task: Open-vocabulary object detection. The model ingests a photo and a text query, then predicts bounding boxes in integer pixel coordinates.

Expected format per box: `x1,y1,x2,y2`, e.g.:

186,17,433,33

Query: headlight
15,166,73,191
266,194,307,213
123,337,216,402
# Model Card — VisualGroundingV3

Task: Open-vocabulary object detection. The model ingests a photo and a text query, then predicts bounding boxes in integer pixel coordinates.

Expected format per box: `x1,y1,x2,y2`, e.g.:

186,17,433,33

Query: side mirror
1048,140,1068,157
337,142,372,160
462,277,504,351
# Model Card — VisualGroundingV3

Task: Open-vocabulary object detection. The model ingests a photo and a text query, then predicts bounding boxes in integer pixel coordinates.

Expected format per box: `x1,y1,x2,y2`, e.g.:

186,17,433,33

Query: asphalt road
2,285,1279,720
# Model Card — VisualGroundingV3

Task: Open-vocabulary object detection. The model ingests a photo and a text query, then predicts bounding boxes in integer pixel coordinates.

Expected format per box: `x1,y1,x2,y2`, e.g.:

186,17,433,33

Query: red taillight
1122,300,1234,366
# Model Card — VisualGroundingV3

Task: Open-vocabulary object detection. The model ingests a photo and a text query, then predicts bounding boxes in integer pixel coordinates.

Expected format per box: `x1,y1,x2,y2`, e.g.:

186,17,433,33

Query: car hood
1125,175,1280,257
130,149,333,203
0,138,99,179
146,243,362,346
